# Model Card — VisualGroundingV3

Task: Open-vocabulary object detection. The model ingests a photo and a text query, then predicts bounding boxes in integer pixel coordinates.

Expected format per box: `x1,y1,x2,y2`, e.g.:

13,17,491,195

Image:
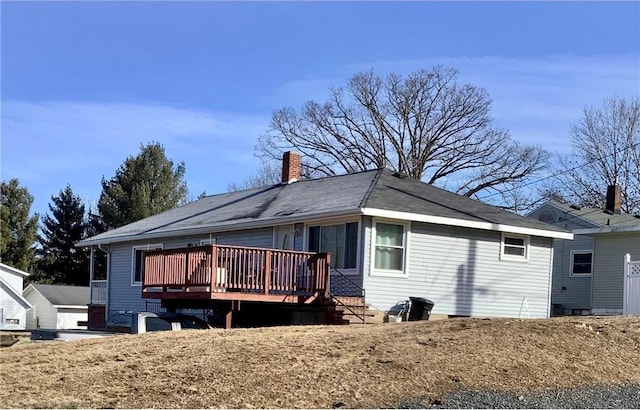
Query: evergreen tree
36,185,90,286
0,179,39,272
95,141,188,231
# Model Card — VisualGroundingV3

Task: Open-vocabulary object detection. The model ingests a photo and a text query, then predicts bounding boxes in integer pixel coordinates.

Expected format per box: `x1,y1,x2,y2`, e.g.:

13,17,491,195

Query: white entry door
275,225,295,250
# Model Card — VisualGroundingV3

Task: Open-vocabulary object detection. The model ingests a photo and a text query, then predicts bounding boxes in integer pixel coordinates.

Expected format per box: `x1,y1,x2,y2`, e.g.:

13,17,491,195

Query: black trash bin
408,297,434,321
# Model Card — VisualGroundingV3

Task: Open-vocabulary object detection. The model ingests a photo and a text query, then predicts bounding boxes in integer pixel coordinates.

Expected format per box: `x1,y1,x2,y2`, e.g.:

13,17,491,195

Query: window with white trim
372,221,408,275
132,244,163,285
570,251,593,276
308,222,358,270
500,234,529,261
200,237,217,245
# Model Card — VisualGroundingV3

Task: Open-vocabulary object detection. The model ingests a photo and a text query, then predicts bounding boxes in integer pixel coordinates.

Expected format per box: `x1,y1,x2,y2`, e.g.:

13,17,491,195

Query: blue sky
2,1,639,218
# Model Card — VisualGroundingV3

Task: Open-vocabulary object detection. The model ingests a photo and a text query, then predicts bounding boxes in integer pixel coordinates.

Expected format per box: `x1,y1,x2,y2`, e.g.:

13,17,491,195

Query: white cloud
1,101,269,216
3,54,638,217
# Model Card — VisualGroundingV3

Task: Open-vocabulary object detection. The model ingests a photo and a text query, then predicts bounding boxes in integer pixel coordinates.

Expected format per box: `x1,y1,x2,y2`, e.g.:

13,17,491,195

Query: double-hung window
372,221,408,275
500,233,529,261
570,251,593,276
308,222,358,270
132,244,163,285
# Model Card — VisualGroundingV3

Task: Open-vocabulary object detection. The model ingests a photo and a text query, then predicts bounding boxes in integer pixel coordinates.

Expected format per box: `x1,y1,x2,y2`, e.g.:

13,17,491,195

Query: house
0,263,33,330
528,185,640,316
77,152,572,328
23,284,90,329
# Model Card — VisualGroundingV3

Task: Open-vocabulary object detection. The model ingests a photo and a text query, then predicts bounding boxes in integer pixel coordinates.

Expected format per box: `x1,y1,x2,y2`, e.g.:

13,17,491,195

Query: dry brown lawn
1,316,640,409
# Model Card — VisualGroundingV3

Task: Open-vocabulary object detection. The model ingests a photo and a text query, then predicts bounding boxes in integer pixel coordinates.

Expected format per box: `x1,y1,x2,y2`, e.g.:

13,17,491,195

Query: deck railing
142,245,330,298
90,280,107,304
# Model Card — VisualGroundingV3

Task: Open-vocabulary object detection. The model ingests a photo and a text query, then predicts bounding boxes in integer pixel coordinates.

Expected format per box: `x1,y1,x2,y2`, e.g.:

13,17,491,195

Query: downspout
547,240,554,318
97,243,111,321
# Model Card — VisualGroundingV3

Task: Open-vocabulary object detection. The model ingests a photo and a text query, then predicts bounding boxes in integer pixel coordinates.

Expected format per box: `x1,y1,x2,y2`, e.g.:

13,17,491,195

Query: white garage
23,284,89,330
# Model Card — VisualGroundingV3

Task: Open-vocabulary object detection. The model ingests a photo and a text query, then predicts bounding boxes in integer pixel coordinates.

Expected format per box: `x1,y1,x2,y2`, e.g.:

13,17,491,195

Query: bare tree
553,96,640,214
227,160,281,192
255,66,548,199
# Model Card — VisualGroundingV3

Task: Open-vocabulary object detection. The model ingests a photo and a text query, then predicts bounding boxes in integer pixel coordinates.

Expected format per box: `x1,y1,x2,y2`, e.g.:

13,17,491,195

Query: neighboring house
23,284,90,329
77,152,571,327
528,186,640,316
0,263,33,330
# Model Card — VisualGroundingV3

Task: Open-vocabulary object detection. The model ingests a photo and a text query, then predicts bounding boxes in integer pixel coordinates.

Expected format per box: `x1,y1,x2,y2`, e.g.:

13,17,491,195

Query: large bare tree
255,66,548,199
552,96,640,214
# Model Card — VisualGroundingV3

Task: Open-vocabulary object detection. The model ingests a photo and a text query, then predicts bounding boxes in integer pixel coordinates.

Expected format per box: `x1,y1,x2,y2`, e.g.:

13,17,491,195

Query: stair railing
329,266,366,324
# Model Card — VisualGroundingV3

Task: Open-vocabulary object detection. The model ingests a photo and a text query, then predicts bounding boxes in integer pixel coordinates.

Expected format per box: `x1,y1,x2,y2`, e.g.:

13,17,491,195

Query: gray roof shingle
78,168,569,246
544,200,640,229
366,170,568,233
30,284,89,306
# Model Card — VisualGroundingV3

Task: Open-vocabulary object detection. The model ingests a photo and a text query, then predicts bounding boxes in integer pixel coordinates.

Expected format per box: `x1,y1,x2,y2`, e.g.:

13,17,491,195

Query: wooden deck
141,245,330,304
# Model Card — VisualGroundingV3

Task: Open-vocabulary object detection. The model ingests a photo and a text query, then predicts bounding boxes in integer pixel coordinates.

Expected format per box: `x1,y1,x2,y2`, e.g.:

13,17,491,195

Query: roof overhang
361,207,574,240
53,304,89,310
574,225,640,235
0,278,33,309
76,205,575,247
76,210,363,247
0,263,30,277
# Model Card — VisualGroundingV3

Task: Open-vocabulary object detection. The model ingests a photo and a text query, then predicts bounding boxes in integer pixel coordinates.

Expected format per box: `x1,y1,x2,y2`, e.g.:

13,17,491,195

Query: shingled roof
78,169,571,247
540,200,640,232
27,284,89,307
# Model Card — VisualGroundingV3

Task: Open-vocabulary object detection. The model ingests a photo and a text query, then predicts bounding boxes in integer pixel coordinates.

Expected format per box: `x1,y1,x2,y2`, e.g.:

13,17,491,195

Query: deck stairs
326,267,370,324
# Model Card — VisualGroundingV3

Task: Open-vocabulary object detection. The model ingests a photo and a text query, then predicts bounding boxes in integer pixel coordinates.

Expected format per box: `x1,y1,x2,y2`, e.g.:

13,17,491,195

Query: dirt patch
0,331,32,348
1,316,639,408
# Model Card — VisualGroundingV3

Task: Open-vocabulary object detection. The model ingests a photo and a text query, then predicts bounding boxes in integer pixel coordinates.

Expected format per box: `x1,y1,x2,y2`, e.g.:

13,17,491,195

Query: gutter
76,210,363,247
574,225,640,235
360,207,574,240
53,305,89,309
76,205,575,248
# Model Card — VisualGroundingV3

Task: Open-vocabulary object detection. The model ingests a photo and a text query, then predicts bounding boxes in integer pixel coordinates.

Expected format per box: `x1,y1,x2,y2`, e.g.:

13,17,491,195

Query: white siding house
23,284,89,329
0,263,32,330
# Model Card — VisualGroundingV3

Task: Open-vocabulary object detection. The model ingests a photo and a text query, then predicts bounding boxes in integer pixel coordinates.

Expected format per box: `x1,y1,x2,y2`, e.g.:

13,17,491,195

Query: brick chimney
281,151,301,184
605,184,621,214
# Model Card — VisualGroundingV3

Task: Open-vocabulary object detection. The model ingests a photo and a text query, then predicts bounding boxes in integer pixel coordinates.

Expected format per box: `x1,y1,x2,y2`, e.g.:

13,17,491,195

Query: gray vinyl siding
361,217,373,291
591,232,640,311
365,222,554,318
108,243,145,313
107,227,275,314
529,203,600,312
550,234,593,310
294,223,304,251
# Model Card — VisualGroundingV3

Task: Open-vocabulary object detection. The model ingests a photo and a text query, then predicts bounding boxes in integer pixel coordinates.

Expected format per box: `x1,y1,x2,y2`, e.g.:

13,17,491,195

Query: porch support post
89,247,95,303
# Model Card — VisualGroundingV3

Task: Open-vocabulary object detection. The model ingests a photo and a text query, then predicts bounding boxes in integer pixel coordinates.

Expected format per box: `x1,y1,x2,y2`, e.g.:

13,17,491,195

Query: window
372,221,408,274
570,251,593,276
500,234,529,261
308,222,358,269
132,244,163,285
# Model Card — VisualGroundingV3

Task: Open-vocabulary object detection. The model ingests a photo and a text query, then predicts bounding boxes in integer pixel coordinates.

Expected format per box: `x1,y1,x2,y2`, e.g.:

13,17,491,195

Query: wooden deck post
211,245,218,288
225,300,241,329
264,250,271,295
324,253,331,298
